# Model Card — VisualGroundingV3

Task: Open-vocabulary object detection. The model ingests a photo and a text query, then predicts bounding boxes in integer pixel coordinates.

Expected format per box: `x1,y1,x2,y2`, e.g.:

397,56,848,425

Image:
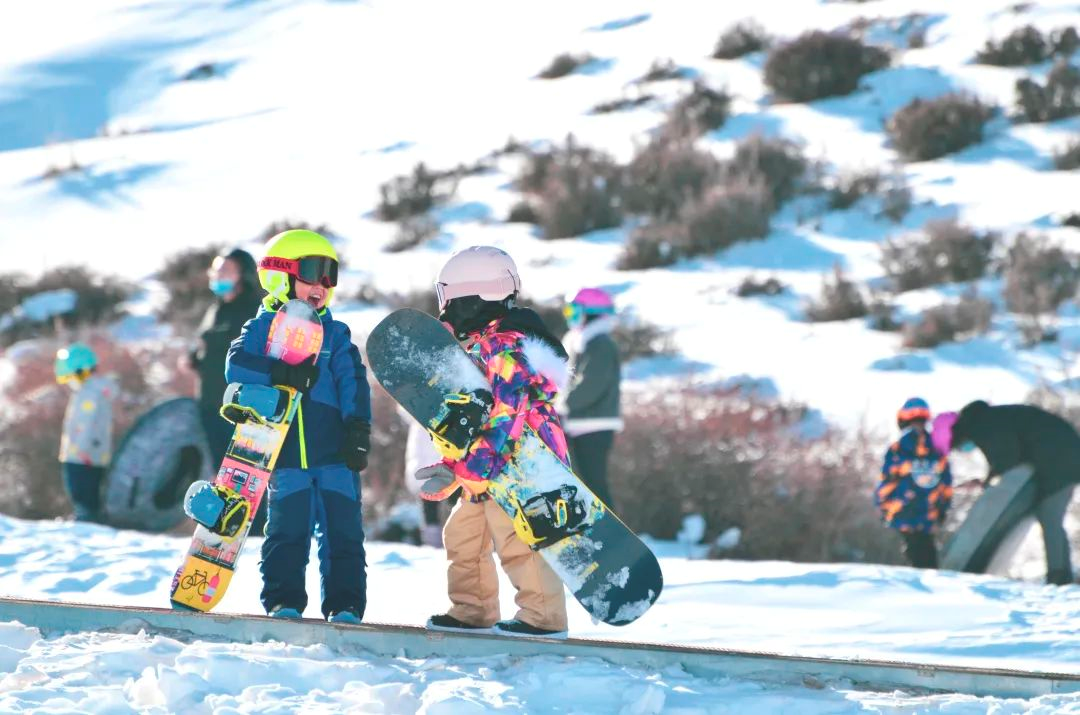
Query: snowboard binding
427,389,494,460
183,481,251,540
502,485,603,548
220,383,294,426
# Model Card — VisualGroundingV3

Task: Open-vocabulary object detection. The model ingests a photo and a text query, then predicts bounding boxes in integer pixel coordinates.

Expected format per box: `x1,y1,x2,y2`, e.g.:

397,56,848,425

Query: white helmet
435,246,521,311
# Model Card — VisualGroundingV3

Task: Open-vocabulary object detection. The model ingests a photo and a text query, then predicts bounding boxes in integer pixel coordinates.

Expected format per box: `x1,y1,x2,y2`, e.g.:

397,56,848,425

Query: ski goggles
260,255,339,288
562,302,614,323
434,274,520,311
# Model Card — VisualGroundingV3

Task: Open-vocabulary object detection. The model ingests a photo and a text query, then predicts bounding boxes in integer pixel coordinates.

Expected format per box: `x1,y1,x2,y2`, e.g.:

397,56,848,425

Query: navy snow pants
62,462,104,522
260,463,367,619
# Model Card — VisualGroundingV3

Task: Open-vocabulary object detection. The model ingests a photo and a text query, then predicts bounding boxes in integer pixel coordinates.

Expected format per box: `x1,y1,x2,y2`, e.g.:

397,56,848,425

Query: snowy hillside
2,515,1080,712
2,0,1080,433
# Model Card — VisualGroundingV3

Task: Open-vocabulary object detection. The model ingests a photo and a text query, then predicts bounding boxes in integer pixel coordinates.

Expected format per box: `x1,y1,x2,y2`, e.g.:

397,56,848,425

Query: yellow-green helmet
257,229,340,307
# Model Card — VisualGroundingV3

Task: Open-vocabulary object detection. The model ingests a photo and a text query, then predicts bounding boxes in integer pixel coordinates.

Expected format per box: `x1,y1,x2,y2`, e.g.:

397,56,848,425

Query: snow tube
941,465,1037,573
103,397,214,532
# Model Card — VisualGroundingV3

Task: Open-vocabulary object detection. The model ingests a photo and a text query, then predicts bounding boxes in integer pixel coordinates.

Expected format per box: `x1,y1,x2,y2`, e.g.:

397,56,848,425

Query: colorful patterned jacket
447,312,570,489
875,426,953,533
59,374,117,467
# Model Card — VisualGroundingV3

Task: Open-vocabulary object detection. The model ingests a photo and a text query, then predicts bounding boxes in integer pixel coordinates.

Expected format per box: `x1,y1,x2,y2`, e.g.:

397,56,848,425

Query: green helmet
257,230,340,308
55,342,97,383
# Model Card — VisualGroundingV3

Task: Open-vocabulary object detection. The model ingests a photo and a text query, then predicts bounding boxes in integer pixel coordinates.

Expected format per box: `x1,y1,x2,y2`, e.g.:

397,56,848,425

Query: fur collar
522,335,570,393
564,315,616,355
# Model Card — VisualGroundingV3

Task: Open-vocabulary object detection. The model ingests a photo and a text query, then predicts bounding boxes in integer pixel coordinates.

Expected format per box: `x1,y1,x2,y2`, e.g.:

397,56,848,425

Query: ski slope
2,0,1080,434
1,515,1080,712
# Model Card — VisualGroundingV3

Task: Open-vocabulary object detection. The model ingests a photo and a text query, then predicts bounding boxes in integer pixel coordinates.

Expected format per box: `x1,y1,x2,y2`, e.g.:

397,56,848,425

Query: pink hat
570,287,615,312
931,412,958,454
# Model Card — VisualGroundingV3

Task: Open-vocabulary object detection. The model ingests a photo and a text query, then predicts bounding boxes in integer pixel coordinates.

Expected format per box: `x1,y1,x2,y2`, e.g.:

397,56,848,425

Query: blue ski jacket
225,305,372,470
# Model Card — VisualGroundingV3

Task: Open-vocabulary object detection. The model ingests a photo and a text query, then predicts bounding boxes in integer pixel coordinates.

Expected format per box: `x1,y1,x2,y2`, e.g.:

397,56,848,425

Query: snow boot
492,619,567,639
268,605,302,619
426,614,490,633
328,609,362,624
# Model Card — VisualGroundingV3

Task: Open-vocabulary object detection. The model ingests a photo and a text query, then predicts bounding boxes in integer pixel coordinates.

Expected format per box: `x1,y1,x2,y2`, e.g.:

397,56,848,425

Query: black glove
270,355,319,392
342,419,370,472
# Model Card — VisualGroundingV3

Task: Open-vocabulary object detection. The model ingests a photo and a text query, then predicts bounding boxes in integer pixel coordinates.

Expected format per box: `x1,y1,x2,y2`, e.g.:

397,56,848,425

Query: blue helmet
55,342,97,382
897,397,931,426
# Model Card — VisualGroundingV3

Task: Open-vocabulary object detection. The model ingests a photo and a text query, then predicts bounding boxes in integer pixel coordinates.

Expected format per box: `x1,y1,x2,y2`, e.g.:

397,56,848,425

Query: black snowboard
366,308,662,626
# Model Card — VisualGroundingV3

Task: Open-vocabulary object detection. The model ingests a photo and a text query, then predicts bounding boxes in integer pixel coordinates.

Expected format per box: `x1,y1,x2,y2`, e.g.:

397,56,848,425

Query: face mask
957,441,976,453
209,279,236,297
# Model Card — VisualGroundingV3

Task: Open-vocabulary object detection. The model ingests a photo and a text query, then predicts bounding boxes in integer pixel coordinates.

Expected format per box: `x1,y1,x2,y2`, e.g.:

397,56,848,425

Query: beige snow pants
443,495,568,631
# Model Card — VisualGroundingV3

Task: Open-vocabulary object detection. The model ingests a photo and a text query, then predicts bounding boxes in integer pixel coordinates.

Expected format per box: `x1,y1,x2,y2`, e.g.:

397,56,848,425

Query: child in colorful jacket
875,397,953,568
225,230,372,624
418,245,572,637
55,342,117,523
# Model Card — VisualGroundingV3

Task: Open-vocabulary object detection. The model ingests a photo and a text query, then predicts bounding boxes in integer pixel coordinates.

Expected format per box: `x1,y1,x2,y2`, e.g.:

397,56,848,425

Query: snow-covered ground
3,0,1080,433
0,515,1079,712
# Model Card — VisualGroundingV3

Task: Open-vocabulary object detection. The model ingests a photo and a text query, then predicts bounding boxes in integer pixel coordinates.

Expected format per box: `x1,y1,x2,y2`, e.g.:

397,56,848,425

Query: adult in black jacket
188,249,263,463
950,400,1080,585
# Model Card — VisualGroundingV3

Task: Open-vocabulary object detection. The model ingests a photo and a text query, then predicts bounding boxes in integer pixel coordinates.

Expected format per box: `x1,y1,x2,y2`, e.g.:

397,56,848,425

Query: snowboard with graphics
366,308,662,626
170,300,323,612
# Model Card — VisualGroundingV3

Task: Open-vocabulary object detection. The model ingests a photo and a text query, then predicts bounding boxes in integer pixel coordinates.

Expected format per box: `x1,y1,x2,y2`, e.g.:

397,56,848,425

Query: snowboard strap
297,399,308,469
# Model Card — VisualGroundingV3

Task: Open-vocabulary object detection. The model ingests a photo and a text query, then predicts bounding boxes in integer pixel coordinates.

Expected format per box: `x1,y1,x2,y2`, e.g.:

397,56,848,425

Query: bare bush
506,200,540,224
155,245,222,328
736,275,787,297
881,220,998,292
518,137,624,239
1016,60,1080,123
636,59,685,83
662,81,733,139
385,215,439,253
901,292,994,348
0,267,134,346
680,179,774,256
622,138,721,220
887,94,995,160
610,387,896,563
590,94,655,114
1065,213,1080,228
616,223,682,270
976,25,1078,66
375,163,457,221
1003,233,1080,343
729,135,810,204
258,220,337,243
611,319,677,361
537,53,596,79
1053,140,1080,170
712,21,771,59
805,265,868,322
829,169,912,221
764,31,890,102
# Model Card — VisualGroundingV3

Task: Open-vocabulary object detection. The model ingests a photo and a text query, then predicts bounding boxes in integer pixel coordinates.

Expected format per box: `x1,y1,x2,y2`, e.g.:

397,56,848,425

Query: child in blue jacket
875,397,953,569
226,230,372,623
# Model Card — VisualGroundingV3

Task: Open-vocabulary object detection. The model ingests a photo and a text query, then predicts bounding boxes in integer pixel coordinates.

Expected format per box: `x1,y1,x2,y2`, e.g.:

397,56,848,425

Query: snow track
1,597,1076,700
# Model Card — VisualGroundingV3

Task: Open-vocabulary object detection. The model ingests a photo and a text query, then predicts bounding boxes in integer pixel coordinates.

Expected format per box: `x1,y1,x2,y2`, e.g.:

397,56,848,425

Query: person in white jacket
55,343,117,523
401,407,447,547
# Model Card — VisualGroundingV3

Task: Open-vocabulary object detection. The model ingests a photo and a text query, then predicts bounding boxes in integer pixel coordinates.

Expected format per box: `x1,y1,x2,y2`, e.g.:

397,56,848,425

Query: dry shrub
901,292,994,348
805,265,868,322
1064,213,1080,228
590,94,655,114
611,319,676,361
385,215,439,253
359,384,409,528
616,223,682,270
258,220,337,243
506,200,540,224
729,135,810,204
829,169,912,221
155,244,222,328
1003,233,1080,343
0,333,196,519
736,275,787,297
712,20,771,59
376,163,457,221
0,267,134,347
681,180,773,255
610,386,897,562
636,59,684,83
1016,60,1080,123
976,25,1079,66
881,220,998,292
662,81,733,139
518,137,624,239
1053,140,1080,170
622,138,721,220
537,53,596,79
763,31,890,102
887,94,995,160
